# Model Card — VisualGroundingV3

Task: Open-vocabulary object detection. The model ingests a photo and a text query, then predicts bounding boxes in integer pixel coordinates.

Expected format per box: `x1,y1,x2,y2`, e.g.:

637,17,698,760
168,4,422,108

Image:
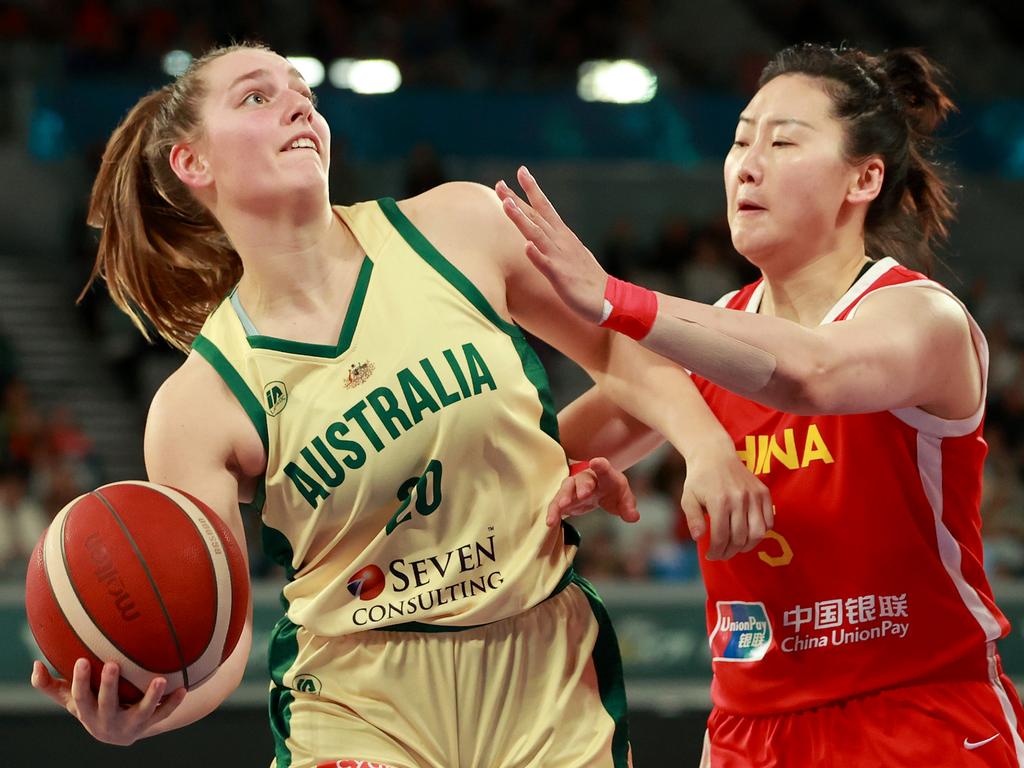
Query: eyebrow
737,115,816,129
227,66,308,93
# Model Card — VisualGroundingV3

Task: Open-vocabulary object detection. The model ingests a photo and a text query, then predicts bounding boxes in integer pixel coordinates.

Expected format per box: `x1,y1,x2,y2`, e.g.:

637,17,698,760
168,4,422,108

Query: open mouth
282,135,320,153
737,202,766,212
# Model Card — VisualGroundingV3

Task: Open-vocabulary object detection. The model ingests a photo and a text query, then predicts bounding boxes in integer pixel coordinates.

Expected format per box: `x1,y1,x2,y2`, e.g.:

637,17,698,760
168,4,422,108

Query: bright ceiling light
287,56,325,88
162,50,192,78
328,59,402,94
577,60,658,104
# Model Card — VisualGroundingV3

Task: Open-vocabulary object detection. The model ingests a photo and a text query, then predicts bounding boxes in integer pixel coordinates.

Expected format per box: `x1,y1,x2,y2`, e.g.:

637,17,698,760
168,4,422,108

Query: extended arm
497,166,982,421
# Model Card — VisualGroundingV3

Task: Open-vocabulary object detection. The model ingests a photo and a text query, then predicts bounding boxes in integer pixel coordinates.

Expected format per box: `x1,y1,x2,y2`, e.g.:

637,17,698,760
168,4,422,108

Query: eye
732,140,748,148
772,140,794,147
304,90,318,108
243,91,268,106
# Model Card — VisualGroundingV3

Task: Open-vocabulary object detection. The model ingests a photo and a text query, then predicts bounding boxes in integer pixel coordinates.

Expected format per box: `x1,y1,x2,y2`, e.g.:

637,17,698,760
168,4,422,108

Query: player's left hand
680,440,774,560
545,457,639,527
496,167,608,323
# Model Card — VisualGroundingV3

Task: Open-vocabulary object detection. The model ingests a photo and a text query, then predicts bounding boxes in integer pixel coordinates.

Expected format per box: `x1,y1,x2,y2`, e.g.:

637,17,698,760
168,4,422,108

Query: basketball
24,481,250,704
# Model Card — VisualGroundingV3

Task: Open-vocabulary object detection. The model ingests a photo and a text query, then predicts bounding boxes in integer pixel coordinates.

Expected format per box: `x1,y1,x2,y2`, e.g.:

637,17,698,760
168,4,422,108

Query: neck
758,242,871,326
218,199,361,319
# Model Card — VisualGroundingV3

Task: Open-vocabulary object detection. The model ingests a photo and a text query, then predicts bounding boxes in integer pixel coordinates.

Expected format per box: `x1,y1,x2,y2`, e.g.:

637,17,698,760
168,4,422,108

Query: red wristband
599,276,658,340
568,460,591,476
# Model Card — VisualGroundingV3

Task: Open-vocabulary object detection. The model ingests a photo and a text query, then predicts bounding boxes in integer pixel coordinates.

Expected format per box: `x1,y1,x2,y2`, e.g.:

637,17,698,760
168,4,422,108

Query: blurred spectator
403,142,448,198
0,460,47,578
651,215,693,273
981,422,1024,577
601,217,647,280
45,405,102,489
620,446,700,582
678,226,742,305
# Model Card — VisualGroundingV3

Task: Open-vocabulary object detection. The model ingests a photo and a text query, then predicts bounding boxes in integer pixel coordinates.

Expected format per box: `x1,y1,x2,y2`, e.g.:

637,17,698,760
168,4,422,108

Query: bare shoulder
396,181,521,318
854,283,972,341
401,181,506,223
145,352,266,483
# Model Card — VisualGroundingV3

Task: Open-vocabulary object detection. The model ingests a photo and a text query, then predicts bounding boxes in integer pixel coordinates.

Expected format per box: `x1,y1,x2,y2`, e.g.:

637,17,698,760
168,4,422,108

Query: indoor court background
1,1,1023,764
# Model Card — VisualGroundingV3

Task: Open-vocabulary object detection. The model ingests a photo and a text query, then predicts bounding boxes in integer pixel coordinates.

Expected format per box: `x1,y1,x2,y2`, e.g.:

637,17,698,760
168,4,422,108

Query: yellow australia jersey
192,198,576,637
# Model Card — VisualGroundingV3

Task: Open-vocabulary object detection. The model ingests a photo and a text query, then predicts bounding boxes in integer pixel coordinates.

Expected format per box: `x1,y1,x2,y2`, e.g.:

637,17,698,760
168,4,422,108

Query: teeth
289,137,317,150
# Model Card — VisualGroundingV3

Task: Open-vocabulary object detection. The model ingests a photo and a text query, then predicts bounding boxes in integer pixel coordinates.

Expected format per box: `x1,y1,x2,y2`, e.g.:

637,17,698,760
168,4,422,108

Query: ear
168,142,213,191
847,156,884,205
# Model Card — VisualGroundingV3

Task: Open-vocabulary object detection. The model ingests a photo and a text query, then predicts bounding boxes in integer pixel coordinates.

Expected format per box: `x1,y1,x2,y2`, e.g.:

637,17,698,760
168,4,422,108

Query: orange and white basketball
24,481,250,704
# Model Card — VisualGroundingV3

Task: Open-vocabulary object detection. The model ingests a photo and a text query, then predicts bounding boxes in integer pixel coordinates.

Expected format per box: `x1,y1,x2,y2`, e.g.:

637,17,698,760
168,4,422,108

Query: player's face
192,49,330,210
724,74,857,269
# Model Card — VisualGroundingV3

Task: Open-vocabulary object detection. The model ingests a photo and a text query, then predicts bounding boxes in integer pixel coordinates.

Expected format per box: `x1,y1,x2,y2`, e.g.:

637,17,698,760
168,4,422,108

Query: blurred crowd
0,338,102,579
1,0,1021,98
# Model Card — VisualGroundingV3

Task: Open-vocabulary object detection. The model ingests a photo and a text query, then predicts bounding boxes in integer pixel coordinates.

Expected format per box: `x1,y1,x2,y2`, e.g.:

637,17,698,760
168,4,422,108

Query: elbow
771,357,835,415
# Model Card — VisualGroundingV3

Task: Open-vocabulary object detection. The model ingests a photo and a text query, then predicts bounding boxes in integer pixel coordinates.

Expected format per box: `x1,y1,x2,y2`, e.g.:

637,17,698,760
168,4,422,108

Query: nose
286,91,314,124
736,146,763,186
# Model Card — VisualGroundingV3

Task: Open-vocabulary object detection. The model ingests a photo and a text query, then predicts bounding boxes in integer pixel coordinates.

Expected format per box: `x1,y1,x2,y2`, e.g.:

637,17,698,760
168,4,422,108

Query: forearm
558,387,665,469
645,294,823,412
141,619,251,737
588,333,736,463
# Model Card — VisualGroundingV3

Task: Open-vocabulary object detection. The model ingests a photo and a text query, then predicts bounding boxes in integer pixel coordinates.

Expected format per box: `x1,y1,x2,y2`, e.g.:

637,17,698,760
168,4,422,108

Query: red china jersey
692,256,1012,717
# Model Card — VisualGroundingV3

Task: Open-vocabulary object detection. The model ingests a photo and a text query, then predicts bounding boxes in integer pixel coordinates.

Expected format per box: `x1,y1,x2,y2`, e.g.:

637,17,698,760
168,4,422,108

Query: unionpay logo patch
711,601,772,662
347,564,386,601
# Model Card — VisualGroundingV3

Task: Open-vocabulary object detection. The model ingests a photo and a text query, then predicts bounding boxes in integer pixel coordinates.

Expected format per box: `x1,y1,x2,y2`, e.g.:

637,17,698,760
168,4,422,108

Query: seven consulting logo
347,564,386,601
711,601,773,662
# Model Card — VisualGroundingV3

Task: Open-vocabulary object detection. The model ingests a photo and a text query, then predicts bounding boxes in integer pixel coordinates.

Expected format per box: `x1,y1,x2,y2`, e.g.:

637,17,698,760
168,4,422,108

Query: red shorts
708,657,1024,767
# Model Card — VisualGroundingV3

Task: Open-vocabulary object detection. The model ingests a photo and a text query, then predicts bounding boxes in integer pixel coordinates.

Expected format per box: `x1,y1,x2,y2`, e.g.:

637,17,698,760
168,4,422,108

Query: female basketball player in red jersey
28,43,771,767
499,43,1024,767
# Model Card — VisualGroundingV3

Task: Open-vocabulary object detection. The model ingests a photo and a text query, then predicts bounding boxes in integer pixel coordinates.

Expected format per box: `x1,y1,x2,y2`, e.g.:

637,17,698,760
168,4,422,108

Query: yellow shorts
267,571,629,768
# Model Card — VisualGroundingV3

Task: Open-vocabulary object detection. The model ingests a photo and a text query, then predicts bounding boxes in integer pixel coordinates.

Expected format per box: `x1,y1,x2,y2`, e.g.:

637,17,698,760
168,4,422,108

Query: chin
730,232,776,269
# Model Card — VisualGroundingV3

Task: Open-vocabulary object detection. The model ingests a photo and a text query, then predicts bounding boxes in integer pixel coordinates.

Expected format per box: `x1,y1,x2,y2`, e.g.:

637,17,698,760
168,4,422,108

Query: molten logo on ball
347,565,385,601
84,532,140,622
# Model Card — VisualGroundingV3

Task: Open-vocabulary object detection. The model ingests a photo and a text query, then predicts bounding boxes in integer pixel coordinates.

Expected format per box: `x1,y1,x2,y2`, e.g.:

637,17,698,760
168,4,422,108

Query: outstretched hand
31,658,187,746
496,167,609,323
546,457,639,527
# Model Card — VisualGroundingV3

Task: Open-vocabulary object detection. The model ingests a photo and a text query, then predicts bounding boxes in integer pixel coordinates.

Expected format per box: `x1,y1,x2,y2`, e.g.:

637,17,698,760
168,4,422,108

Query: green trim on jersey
573,573,630,767
509,332,560,442
269,684,295,768
377,197,560,442
377,198,517,335
192,334,269,452
269,614,300,768
245,255,374,358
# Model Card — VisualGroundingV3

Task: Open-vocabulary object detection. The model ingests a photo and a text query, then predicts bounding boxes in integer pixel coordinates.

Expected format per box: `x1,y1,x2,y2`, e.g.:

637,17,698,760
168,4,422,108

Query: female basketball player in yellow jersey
30,44,771,767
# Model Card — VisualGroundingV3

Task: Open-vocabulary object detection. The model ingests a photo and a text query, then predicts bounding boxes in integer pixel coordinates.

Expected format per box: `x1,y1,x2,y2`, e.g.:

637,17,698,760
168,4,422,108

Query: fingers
495,180,550,237
498,186,544,238
516,166,565,226
148,686,188,727
705,497,733,561
741,504,767,553
680,489,706,543
31,661,70,709
724,492,750,560
546,477,578,526
590,458,639,523
95,662,124,721
69,658,97,721
133,675,169,724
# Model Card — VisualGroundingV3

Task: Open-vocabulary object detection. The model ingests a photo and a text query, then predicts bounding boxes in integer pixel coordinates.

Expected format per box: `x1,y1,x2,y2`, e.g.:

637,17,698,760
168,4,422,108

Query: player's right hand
31,658,187,746
545,457,639,527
